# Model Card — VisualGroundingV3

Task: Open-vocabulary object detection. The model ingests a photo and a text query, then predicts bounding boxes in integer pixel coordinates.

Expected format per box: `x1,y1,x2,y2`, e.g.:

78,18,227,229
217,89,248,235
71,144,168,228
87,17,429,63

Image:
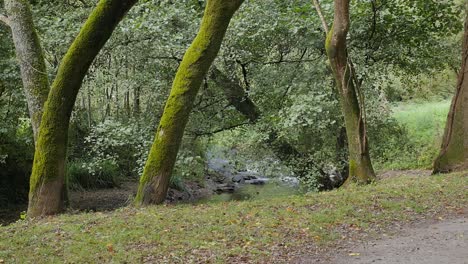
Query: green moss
28,0,137,217
6,0,50,140
325,24,334,57
135,0,244,205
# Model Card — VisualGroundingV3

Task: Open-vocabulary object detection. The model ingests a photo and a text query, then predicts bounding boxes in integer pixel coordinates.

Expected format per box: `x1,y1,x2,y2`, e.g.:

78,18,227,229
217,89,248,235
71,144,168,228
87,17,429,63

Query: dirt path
323,216,467,264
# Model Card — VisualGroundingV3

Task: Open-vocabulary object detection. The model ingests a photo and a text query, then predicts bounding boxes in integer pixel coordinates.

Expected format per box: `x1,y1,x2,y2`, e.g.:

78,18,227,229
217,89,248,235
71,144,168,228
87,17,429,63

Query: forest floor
0,170,466,263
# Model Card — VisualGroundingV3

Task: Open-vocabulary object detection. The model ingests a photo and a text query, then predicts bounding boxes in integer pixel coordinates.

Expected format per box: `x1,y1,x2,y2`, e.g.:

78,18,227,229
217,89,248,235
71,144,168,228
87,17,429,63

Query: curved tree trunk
135,0,244,205
433,5,468,173
5,0,49,142
28,0,137,217
325,0,375,184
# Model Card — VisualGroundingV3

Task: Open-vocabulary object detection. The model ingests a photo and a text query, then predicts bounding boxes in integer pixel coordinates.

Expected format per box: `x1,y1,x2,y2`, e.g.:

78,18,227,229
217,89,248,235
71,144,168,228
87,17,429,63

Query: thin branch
312,0,329,33
0,14,11,27
191,122,251,137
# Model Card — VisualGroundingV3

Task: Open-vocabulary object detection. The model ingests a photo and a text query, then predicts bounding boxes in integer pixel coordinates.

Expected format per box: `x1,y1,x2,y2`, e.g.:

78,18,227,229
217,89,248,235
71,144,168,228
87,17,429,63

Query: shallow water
199,181,301,204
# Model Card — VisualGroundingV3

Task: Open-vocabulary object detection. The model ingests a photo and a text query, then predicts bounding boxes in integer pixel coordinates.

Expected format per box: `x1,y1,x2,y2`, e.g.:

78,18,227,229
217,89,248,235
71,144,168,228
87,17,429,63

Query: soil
293,210,467,264
69,180,215,212
327,216,468,264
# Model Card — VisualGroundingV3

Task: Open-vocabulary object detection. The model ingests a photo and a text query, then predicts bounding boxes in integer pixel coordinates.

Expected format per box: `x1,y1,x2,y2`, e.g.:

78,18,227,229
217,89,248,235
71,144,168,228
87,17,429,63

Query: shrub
67,160,121,190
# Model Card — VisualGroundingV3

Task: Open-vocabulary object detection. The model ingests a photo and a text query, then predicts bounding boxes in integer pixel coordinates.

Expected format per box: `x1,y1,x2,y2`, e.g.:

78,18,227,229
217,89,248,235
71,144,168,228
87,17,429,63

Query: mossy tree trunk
433,5,468,173
325,0,375,184
28,0,137,217
135,0,244,205
5,0,49,142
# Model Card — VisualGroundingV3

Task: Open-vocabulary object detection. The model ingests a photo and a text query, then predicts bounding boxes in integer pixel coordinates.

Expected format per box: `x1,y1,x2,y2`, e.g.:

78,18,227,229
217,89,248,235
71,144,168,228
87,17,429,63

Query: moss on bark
5,0,49,142
135,0,245,205
28,0,137,217
325,0,375,185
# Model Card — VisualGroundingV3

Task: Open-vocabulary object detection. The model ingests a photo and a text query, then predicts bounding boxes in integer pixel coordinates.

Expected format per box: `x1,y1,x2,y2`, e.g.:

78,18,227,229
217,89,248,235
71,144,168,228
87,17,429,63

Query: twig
312,0,329,33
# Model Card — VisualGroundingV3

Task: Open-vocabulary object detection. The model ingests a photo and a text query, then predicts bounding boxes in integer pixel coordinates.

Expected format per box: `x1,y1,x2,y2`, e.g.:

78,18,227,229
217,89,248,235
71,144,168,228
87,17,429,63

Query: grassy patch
0,172,466,263
392,100,450,143
379,100,451,169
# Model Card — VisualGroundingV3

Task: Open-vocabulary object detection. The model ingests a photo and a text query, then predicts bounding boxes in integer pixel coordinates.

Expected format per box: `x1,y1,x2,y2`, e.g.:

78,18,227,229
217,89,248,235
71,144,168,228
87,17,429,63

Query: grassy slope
0,172,467,263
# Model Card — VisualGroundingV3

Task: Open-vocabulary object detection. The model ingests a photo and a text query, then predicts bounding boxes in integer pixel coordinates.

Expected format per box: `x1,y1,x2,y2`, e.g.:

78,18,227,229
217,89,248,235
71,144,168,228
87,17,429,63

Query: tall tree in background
313,0,376,184
135,0,244,205
433,3,468,173
27,0,137,217
2,0,49,142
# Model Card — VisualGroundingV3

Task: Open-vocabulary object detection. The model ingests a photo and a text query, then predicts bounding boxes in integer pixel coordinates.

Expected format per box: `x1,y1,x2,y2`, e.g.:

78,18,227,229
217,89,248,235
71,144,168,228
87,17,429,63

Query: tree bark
135,0,244,205
325,0,375,184
209,66,260,122
28,0,137,217
133,86,140,118
5,0,49,142
433,5,468,173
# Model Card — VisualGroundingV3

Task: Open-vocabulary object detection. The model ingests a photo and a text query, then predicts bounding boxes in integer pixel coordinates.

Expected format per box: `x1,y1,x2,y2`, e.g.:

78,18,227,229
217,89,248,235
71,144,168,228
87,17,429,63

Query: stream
201,155,301,203
199,181,300,203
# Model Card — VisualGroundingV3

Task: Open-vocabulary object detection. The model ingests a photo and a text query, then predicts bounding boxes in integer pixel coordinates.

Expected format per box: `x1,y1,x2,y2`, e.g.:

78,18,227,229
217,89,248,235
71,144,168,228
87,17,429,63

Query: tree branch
191,122,251,137
312,0,329,33
0,14,11,27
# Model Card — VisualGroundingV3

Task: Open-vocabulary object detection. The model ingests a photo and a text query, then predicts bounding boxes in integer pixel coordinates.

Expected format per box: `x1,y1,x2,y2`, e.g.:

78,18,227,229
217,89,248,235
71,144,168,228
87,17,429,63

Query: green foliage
83,119,151,177
67,159,121,190
0,0,464,200
0,115,34,205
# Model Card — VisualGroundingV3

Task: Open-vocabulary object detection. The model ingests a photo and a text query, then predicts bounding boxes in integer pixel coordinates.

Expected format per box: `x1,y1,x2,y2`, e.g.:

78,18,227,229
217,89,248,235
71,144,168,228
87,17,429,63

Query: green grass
381,100,451,169
0,172,466,263
392,100,450,144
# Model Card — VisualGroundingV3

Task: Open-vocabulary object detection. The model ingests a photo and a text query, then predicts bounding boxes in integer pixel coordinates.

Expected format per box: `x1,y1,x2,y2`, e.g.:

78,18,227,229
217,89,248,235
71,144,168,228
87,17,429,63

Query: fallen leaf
349,252,360,256
107,243,114,253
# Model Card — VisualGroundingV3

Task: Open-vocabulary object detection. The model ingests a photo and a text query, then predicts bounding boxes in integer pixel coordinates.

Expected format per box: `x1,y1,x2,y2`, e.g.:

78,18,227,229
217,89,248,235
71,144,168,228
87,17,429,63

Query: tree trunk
325,0,375,184
433,5,468,173
133,86,140,118
209,66,260,122
135,0,244,205
5,0,49,142
28,0,137,217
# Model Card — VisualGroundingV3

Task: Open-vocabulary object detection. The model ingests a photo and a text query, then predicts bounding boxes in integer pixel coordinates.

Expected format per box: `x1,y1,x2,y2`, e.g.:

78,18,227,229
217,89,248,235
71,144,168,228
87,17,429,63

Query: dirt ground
294,210,467,264
329,216,467,264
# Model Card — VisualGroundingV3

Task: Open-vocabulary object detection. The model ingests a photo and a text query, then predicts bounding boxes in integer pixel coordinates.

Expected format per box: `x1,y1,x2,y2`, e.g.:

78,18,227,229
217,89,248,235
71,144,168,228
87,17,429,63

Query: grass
379,100,451,170
392,100,450,144
0,172,466,263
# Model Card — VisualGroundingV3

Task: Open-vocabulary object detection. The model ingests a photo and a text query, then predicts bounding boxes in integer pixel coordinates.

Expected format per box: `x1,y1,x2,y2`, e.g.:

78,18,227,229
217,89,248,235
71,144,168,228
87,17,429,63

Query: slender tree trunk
433,5,468,173
87,85,92,127
135,0,244,205
324,0,375,184
133,86,140,118
124,90,131,119
28,0,137,217
5,0,49,142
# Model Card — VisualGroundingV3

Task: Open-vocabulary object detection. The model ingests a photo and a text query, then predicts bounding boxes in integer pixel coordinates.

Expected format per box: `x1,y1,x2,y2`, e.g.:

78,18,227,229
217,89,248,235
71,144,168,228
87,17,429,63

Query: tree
314,0,376,184
2,0,49,142
27,0,137,217
433,3,468,173
135,0,245,205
